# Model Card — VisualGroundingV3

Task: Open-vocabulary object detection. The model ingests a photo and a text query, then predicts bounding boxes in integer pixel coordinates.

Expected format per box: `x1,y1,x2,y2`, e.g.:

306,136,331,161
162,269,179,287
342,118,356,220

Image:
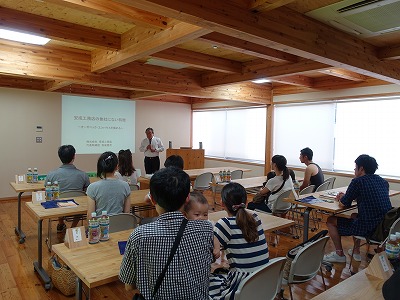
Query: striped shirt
119,212,214,300
209,212,269,299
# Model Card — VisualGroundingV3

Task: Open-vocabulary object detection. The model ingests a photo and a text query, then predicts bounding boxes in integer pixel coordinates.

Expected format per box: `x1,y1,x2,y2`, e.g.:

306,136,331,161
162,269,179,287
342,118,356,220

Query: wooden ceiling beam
198,33,297,63
202,60,328,87
138,95,192,103
45,0,170,29
44,80,73,91
56,84,132,99
0,41,267,102
319,69,367,82
130,91,166,99
91,21,212,72
378,45,400,60
248,0,296,11
272,75,314,87
113,0,400,84
0,7,121,50
152,47,243,73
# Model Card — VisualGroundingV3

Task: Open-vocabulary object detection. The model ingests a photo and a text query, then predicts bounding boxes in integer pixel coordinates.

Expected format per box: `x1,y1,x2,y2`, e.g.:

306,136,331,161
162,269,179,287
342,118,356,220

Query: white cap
102,210,107,215
390,234,396,241
91,212,97,218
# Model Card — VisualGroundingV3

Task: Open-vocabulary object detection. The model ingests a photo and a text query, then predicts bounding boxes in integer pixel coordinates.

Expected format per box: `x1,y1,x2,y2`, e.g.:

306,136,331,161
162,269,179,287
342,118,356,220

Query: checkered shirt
338,174,392,236
119,211,214,300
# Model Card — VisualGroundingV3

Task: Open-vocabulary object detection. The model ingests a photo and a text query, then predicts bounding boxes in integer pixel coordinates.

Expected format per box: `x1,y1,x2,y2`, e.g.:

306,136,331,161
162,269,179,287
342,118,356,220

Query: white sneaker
323,251,346,263
348,249,362,262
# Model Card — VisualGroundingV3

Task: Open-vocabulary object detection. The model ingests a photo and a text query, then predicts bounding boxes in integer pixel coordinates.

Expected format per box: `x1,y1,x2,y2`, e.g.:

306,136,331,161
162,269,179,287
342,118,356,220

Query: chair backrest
109,213,138,233
234,257,287,300
59,190,86,198
389,217,400,236
315,181,330,192
324,177,336,189
193,172,213,190
299,185,315,195
287,236,329,284
272,190,293,214
130,184,140,191
231,170,244,180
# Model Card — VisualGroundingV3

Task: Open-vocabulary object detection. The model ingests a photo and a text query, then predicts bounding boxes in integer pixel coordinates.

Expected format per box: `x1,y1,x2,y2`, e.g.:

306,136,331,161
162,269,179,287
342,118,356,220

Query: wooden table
52,230,132,300
138,166,251,189
312,269,384,299
52,210,292,299
10,181,45,243
209,209,294,233
25,189,150,290
286,187,400,242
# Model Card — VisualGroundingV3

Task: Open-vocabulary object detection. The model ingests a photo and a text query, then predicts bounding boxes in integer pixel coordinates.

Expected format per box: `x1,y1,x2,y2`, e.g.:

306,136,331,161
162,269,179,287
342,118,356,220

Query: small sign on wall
32,191,46,204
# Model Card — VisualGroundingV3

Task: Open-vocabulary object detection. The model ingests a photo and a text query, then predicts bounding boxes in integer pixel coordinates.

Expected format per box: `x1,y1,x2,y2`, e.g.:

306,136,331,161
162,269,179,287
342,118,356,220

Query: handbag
133,218,188,300
253,178,287,204
49,254,77,296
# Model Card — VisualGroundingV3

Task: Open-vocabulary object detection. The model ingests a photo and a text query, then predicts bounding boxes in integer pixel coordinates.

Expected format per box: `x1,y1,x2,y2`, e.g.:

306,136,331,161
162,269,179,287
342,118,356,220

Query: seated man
45,145,90,235
119,167,214,299
323,154,392,263
299,147,324,191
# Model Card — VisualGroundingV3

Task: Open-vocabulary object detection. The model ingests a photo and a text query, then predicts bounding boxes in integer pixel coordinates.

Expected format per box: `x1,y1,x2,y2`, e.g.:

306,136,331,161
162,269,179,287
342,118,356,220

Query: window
274,97,400,178
193,107,266,162
274,102,335,170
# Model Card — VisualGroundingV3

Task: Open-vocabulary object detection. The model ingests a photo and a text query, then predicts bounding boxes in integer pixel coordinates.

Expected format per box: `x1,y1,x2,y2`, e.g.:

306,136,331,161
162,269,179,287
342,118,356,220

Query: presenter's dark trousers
144,156,160,174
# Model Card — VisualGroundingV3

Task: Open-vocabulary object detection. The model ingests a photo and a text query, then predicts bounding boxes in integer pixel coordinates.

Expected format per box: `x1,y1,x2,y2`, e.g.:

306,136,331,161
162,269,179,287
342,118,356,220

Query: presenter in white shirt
139,127,164,174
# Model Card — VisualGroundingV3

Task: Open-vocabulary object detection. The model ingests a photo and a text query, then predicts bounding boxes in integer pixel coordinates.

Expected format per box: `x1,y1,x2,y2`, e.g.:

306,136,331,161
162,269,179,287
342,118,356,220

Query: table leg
14,192,26,244
76,277,82,300
33,219,52,290
302,207,313,242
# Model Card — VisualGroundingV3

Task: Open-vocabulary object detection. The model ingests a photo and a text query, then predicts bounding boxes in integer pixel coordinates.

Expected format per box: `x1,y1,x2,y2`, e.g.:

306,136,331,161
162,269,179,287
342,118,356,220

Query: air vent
337,0,383,13
306,0,400,37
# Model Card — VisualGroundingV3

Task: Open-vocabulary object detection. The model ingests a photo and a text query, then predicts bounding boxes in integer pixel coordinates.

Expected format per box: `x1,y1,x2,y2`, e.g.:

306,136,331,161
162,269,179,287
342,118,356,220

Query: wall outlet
36,137,42,143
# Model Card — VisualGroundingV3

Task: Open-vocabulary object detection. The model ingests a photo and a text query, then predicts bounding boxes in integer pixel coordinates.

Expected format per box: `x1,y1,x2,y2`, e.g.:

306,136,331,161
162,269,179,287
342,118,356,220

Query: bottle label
385,243,399,259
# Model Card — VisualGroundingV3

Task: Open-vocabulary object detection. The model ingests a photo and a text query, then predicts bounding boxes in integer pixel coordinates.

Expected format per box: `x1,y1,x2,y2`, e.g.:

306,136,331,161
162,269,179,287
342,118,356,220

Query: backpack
370,207,400,242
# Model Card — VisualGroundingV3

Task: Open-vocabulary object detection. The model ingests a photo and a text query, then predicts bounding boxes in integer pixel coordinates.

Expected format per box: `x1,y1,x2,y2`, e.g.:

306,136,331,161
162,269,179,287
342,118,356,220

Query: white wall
0,88,191,199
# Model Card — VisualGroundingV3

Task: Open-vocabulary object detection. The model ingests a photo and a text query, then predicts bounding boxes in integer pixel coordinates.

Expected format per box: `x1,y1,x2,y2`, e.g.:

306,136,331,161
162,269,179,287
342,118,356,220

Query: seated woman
87,151,131,218
247,154,294,213
115,149,138,188
209,182,269,300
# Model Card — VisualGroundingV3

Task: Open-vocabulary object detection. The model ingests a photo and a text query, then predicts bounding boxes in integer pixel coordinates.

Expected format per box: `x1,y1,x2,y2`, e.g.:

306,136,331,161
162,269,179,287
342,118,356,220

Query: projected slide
62,95,135,154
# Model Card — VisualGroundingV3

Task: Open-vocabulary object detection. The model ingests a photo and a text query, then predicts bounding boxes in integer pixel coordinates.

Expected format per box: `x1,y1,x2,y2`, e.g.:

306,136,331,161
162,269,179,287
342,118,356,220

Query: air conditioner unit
306,0,400,37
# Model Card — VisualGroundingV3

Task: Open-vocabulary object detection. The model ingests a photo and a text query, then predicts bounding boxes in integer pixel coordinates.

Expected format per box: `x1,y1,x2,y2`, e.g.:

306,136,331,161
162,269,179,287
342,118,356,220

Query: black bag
370,207,400,242
252,178,286,204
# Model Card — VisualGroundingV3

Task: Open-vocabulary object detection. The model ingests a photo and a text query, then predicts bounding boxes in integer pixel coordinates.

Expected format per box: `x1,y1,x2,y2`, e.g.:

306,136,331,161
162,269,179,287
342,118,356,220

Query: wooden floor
0,191,369,300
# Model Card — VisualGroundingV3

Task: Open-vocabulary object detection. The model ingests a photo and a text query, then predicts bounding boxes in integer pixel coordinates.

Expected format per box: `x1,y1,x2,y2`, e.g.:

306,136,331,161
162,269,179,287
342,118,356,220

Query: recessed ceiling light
212,45,218,49
251,78,271,84
0,28,50,45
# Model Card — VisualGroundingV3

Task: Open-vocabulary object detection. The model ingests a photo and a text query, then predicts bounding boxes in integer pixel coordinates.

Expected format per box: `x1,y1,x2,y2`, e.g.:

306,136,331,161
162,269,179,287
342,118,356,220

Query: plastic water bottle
88,212,100,244
227,170,231,182
32,168,38,183
99,210,110,241
27,168,33,183
385,234,399,260
219,171,223,182
52,181,59,200
45,182,53,201
223,170,227,182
